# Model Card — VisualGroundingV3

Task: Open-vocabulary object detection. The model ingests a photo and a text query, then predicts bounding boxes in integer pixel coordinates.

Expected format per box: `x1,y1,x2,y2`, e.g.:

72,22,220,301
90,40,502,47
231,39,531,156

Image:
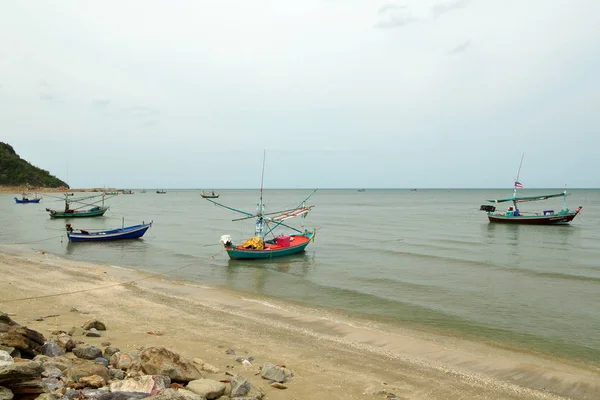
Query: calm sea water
1,189,599,364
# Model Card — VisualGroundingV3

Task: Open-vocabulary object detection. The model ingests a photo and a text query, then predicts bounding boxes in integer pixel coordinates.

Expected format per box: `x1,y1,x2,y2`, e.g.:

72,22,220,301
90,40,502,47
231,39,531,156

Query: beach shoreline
0,247,598,399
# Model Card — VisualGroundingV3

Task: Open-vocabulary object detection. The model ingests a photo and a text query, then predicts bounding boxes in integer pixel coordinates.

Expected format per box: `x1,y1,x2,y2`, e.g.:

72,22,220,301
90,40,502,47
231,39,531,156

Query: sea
1,189,599,365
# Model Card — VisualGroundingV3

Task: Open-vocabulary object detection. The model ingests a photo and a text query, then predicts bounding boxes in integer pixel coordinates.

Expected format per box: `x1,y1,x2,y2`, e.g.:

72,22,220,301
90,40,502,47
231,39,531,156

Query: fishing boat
121,190,134,195
45,193,109,219
357,189,366,192
206,151,317,260
201,190,219,199
14,193,42,204
480,154,582,225
156,190,166,194
66,221,152,242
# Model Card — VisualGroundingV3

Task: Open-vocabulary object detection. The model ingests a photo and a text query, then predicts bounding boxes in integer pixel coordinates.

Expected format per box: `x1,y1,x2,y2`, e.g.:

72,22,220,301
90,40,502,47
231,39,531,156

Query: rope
5,235,65,245
0,248,224,304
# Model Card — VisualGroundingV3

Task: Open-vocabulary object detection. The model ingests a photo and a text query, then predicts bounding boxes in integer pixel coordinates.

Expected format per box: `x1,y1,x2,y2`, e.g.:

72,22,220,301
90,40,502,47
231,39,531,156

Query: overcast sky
1,0,599,189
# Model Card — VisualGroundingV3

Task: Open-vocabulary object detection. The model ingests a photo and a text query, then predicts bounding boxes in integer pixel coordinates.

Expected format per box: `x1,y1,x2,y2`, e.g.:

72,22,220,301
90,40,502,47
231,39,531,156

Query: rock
82,319,107,331
95,357,109,367
0,347,18,359
101,342,111,347
0,361,43,385
109,375,169,395
0,325,46,358
43,377,63,393
97,393,151,400
67,327,86,337
79,374,106,388
176,389,205,400
7,379,46,398
110,352,141,371
42,367,62,379
50,330,65,336
229,375,263,399
41,340,64,357
260,363,292,383
56,334,76,352
146,388,188,400
66,359,110,383
0,351,13,368
0,314,18,330
73,345,103,360
103,347,120,359
224,349,235,355
109,368,126,380
33,394,55,400
186,379,225,399
192,359,219,374
270,382,287,389
85,328,102,338
81,387,110,398
139,348,201,383
0,386,13,400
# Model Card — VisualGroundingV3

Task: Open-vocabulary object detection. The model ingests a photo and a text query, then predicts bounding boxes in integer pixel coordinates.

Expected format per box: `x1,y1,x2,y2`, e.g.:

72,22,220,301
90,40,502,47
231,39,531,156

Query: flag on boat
514,181,523,188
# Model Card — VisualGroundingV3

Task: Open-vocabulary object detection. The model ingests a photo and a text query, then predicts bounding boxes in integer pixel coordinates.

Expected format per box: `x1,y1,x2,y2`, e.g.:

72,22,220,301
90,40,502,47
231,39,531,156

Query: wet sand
0,247,598,400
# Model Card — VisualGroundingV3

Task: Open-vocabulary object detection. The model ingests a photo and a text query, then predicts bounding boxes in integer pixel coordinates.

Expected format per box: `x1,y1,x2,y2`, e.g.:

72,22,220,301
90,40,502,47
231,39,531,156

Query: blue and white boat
14,193,42,204
66,222,152,242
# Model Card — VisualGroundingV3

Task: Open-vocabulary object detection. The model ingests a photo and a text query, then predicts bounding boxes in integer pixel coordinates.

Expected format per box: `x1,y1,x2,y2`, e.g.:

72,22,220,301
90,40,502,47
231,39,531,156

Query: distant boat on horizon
357,189,366,192
156,190,166,194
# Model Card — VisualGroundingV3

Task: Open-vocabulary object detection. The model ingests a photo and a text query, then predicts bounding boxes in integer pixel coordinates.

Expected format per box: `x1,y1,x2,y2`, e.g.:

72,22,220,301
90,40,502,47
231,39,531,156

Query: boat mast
513,153,524,210
256,150,266,239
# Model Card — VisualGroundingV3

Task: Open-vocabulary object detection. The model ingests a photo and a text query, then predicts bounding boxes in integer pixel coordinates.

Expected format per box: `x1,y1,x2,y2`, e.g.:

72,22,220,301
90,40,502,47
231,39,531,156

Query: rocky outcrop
0,313,296,400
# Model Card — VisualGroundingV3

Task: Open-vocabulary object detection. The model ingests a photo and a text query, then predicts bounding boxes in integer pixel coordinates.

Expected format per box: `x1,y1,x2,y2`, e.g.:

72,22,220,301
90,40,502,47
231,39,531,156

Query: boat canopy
487,192,567,204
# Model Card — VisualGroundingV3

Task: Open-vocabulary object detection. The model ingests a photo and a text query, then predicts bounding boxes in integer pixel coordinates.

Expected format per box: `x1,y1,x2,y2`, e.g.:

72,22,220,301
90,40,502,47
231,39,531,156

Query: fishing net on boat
241,237,264,250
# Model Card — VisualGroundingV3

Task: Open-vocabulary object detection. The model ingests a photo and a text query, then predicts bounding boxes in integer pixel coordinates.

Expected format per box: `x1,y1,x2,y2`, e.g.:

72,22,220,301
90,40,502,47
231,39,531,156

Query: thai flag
514,181,523,188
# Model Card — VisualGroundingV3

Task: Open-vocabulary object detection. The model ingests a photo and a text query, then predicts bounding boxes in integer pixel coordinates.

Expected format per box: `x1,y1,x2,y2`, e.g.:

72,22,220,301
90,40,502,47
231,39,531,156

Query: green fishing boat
479,154,582,225
46,193,110,219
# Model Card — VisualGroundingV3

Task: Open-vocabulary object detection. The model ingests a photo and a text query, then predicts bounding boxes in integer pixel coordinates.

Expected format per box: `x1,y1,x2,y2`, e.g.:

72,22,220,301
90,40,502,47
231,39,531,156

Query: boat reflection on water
225,252,317,293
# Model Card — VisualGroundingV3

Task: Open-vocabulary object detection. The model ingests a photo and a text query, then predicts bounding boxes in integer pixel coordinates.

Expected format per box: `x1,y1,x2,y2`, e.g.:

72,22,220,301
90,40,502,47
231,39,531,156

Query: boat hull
15,198,41,204
67,223,152,242
47,207,108,218
487,211,579,225
225,232,314,260
201,195,219,198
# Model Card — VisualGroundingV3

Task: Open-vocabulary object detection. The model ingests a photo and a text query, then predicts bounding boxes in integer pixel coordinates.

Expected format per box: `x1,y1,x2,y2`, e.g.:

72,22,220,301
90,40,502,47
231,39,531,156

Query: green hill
0,142,69,188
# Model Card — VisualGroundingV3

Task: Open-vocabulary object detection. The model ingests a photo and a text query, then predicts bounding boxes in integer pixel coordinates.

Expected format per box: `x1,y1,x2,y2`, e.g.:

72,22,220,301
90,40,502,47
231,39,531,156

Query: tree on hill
0,142,69,188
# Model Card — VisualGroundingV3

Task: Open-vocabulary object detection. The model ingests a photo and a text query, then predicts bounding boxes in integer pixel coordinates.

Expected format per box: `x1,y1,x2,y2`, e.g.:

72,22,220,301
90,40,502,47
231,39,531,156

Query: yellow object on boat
241,236,264,250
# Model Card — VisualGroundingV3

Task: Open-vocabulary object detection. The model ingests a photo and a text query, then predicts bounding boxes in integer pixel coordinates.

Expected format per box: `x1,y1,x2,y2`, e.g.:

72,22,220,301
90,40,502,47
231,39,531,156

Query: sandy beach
1,247,598,400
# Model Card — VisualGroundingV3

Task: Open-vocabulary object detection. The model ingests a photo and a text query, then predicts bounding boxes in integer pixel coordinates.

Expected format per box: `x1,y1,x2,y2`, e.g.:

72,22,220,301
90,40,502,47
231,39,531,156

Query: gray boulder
73,345,103,360
260,362,293,383
42,340,65,357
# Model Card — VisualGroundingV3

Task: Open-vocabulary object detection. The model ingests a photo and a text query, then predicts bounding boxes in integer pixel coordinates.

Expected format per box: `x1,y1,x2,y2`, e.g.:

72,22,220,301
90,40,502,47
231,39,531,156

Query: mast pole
259,149,265,215
256,149,266,239
513,153,524,210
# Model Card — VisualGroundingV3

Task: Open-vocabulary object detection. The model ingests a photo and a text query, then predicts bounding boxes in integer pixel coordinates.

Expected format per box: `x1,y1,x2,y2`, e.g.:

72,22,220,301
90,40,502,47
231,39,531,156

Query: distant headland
0,142,68,189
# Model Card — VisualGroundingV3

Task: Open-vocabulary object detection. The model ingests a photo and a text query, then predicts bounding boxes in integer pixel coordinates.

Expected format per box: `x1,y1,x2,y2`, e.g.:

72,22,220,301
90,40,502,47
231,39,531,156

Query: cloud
122,105,160,117
448,39,471,55
376,5,418,29
432,0,469,19
91,99,110,108
378,3,406,14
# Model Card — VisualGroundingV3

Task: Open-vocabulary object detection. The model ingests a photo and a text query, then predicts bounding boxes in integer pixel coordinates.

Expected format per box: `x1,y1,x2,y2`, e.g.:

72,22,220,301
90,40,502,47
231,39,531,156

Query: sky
1,0,599,189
